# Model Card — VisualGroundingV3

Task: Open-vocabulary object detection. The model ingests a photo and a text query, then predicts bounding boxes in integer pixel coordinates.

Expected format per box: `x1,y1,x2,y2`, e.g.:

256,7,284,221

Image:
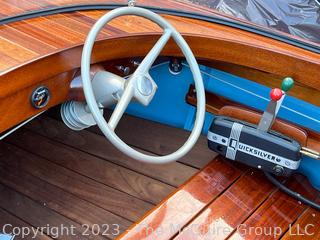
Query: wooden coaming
0,0,319,132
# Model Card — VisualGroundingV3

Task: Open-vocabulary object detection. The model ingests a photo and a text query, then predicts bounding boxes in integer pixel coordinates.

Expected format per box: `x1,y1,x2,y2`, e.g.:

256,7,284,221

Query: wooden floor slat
118,157,244,240
0,114,210,239
228,175,319,240
281,204,320,239
6,128,175,205
89,113,215,169
0,142,152,223
0,184,106,240
0,160,131,239
0,207,53,240
1,113,320,239
174,170,275,240
24,116,200,187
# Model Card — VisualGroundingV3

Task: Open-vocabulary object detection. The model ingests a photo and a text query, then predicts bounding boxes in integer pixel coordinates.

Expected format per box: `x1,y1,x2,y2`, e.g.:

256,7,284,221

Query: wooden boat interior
0,1,319,239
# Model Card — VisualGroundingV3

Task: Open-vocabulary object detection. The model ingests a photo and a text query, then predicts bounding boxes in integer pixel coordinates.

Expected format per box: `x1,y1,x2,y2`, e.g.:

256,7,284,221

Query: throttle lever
258,77,294,132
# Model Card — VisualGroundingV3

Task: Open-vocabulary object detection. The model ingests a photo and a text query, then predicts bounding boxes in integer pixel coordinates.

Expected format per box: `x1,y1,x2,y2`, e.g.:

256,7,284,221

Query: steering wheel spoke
108,82,134,130
134,29,172,75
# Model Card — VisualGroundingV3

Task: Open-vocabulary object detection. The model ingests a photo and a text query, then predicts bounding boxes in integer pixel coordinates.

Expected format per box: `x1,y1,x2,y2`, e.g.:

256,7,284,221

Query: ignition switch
169,58,183,75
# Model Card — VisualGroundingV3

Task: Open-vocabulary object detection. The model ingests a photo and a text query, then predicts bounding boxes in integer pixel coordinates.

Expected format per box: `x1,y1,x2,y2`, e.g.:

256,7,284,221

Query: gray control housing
208,116,301,176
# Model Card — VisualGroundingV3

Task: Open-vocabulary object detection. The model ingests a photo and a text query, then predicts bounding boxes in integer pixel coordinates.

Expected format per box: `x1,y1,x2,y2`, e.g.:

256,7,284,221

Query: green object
282,77,294,92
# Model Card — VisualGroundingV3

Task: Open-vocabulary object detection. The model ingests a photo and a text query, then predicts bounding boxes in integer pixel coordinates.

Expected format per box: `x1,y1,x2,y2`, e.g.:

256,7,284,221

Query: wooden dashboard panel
0,71,76,133
0,0,319,132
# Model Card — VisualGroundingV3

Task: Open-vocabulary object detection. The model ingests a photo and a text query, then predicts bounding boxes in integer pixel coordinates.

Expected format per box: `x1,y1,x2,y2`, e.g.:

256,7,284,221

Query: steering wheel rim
81,6,206,164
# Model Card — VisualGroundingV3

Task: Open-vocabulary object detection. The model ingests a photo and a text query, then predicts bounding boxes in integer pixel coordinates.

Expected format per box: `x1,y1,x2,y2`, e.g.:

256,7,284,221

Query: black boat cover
191,0,320,44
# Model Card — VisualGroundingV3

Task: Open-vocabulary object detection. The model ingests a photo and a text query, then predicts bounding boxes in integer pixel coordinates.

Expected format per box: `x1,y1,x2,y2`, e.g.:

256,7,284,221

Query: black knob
273,165,284,175
169,58,182,74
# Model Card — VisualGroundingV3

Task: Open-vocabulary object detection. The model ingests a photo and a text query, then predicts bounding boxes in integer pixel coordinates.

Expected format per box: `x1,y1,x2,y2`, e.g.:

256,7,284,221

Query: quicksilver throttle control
207,77,304,176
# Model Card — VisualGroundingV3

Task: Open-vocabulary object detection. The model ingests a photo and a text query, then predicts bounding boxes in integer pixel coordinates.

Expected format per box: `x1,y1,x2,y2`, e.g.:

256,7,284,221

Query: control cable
264,171,320,211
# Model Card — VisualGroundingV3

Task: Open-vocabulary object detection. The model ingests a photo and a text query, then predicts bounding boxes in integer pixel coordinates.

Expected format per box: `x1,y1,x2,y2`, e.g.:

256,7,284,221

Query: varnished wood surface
174,170,275,240
120,153,320,239
118,157,244,240
1,13,318,96
119,165,320,240
1,11,319,91
0,110,319,239
0,112,213,239
0,0,215,18
219,106,308,146
0,0,319,133
0,70,76,133
1,0,318,49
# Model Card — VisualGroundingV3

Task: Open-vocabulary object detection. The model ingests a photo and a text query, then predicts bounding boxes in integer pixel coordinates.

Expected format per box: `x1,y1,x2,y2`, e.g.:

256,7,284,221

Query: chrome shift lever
258,77,294,132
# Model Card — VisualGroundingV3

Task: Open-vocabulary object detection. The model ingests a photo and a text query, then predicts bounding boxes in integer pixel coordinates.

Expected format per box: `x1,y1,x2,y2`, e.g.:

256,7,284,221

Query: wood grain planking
0,1,40,15
2,0,318,52
67,11,119,35
228,175,319,240
23,115,199,187
78,11,130,35
0,142,153,223
281,204,320,239
88,113,216,169
27,0,57,8
0,36,37,62
0,1,35,16
45,13,103,36
8,21,73,49
46,12,123,40
117,157,244,240
24,17,85,43
0,183,106,240
174,170,275,240
5,128,175,205
0,23,319,103
0,51,19,72
1,9,319,88
0,161,130,239
0,207,53,240
0,25,56,55
85,12,161,34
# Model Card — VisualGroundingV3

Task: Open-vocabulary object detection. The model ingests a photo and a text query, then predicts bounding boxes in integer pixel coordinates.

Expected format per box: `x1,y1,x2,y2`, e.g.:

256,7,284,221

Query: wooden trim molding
0,70,76,133
1,32,319,100
0,10,319,133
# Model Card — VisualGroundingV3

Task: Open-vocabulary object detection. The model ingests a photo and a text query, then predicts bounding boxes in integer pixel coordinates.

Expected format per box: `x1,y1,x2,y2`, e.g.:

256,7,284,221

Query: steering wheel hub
137,75,153,96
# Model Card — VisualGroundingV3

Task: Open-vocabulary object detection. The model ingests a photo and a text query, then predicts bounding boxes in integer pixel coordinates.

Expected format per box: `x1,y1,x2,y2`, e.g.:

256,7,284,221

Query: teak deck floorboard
0,113,319,239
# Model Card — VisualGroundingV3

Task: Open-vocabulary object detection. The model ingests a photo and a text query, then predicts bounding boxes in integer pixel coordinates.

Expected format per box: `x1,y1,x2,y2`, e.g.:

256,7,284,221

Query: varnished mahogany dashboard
0,0,319,133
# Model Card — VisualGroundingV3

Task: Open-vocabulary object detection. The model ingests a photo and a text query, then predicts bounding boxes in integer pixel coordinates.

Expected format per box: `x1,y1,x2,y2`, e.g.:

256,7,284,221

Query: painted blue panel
0,234,14,240
125,61,320,189
127,62,193,128
202,67,320,133
126,62,213,133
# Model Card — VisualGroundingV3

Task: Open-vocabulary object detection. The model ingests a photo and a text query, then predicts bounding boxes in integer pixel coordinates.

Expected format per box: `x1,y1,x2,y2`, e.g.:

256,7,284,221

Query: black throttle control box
207,116,301,176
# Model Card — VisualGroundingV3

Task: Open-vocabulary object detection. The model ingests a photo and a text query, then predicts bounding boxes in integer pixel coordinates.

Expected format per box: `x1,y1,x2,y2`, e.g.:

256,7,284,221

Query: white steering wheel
81,6,206,164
